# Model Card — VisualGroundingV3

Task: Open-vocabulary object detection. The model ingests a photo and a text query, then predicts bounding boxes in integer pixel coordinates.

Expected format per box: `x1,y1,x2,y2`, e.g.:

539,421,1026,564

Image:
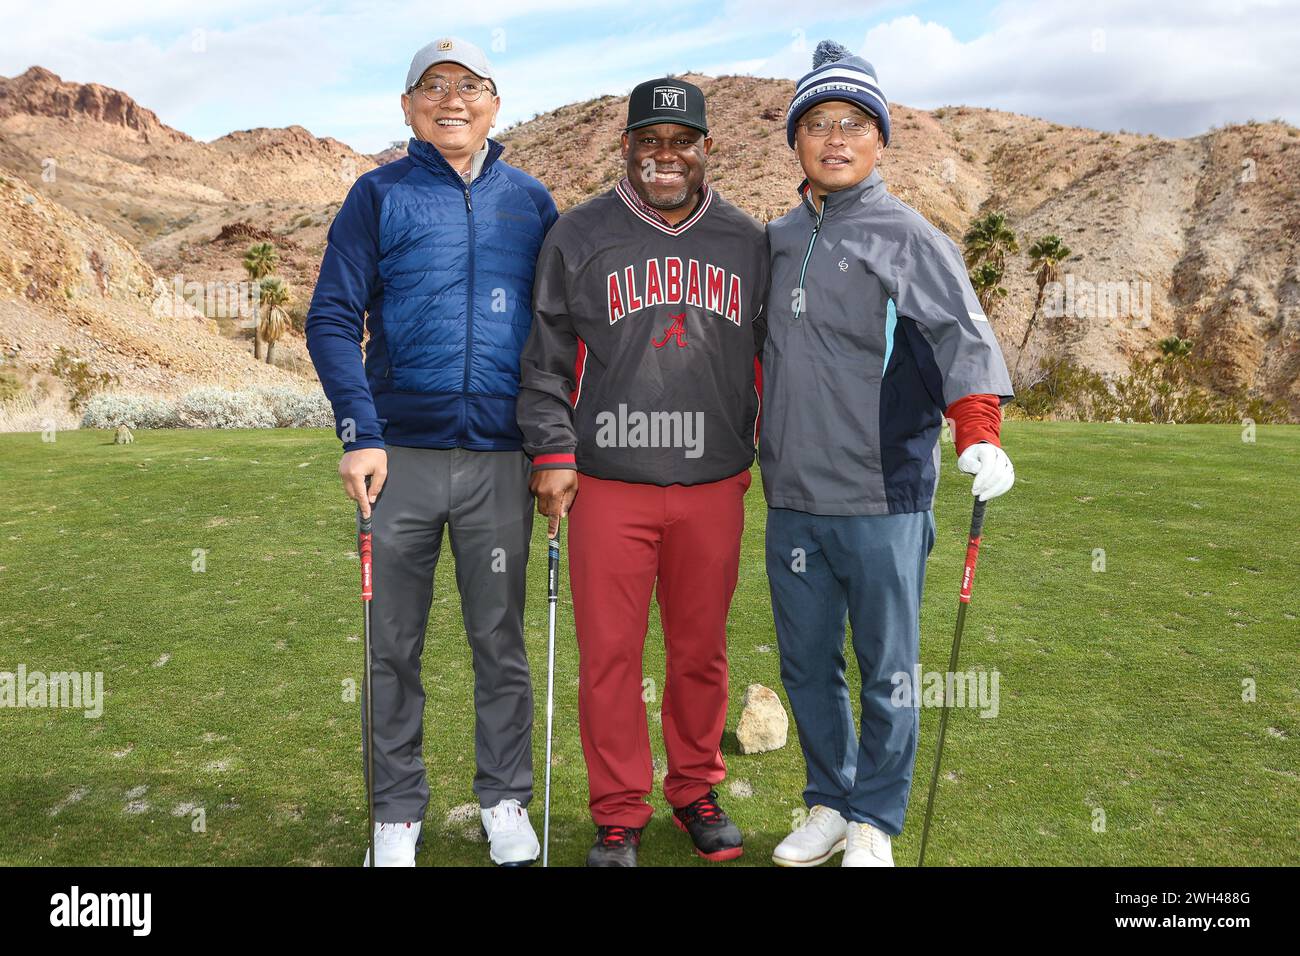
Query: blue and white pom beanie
785,40,890,147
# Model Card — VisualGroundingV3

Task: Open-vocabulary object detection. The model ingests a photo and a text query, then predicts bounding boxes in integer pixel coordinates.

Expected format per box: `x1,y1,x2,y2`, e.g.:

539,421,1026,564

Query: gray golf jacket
761,169,1014,516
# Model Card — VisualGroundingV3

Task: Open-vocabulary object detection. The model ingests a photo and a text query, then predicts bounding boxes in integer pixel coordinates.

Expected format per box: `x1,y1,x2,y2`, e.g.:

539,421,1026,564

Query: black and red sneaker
672,790,744,861
586,824,643,867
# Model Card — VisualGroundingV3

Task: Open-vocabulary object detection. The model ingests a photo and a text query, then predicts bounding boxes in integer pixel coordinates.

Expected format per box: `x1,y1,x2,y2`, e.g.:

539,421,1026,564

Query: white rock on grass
735,683,788,755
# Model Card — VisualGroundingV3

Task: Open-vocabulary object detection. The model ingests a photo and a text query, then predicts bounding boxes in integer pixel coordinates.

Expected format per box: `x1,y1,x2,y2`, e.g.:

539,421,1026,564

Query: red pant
568,469,751,826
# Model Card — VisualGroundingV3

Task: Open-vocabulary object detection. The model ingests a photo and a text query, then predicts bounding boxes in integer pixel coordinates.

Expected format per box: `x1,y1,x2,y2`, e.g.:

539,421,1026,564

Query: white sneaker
481,799,540,866
772,805,848,867
363,821,421,867
842,821,894,867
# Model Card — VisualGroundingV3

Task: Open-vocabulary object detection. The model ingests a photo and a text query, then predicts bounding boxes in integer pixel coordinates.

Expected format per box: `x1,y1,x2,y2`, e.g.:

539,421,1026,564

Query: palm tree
1014,234,1071,376
963,212,1019,271
258,277,292,365
242,243,279,360
970,262,1008,314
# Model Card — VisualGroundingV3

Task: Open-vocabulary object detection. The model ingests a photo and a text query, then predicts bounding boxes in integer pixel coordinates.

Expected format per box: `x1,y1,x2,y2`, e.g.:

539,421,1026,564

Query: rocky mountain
497,74,1300,414
0,67,375,278
0,169,309,430
1,66,1296,423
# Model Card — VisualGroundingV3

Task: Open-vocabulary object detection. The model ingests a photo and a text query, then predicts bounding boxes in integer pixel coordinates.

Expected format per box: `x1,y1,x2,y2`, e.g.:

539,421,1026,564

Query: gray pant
362,445,535,822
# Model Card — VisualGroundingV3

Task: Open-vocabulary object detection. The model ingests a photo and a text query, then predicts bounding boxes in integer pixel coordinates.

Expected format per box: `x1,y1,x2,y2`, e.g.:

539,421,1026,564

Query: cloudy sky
3,0,1297,153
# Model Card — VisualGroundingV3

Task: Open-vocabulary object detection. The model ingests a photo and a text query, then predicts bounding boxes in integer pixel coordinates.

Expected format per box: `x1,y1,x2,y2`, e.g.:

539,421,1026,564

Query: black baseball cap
624,78,709,135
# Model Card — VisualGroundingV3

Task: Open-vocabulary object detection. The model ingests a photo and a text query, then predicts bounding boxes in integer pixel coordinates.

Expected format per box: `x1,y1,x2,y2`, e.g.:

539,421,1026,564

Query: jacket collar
615,176,713,235
799,167,885,223
406,136,505,184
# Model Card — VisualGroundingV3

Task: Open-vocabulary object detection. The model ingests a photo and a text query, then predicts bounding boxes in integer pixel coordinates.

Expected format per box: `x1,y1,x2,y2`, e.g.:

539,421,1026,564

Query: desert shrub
1104,354,1289,423
0,369,22,404
80,394,178,429
248,386,334,427
1012,356,1113,419
286,302,309,334
78,386,334,430
175,387,278,428
1015,351,1291,423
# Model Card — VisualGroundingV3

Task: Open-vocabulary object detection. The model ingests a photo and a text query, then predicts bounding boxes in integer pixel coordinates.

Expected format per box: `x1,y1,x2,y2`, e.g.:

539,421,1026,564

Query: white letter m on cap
653,87,687,111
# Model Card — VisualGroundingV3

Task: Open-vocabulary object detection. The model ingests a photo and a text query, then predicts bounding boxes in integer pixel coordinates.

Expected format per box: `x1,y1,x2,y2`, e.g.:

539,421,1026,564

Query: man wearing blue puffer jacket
306,36,557,867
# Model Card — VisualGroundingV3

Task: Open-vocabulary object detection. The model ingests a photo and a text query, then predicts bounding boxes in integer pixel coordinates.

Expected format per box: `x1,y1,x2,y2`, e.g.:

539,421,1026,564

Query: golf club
542,529,560,867
917,495,988,867
358,503,376,868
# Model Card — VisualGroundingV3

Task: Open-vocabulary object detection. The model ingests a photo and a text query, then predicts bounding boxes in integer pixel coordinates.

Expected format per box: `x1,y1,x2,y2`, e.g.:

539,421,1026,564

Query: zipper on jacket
794,199,823,321
460,184,475,437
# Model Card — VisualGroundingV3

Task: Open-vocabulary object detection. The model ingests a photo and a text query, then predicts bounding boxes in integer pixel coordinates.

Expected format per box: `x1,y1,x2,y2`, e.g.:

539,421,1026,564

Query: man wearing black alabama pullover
516,78,768,866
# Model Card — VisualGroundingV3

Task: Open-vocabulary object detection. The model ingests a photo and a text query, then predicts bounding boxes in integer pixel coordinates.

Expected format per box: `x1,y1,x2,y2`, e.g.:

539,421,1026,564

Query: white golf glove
957,442,1015,501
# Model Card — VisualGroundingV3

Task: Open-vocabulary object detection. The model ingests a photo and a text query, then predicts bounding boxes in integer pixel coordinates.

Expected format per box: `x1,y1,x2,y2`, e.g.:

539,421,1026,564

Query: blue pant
765,507,936,836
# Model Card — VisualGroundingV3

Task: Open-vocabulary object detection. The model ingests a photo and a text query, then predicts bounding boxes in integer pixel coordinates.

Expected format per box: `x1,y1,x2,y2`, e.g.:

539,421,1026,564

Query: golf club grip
959,499,987,605
968,497,987,540
547,536,560,601
358,508,373,602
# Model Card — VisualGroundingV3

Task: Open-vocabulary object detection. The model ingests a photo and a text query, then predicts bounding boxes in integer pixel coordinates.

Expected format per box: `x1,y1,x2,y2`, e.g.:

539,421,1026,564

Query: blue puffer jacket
306,137,557,451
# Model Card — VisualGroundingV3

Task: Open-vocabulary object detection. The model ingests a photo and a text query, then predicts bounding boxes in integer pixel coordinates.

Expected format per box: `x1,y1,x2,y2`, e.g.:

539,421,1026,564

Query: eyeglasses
409,78,496,103
800,116,876,138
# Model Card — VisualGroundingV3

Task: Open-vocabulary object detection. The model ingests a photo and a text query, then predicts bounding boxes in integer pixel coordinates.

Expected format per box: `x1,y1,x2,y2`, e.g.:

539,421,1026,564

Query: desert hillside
495,74,1300,414
1,66,1297,423
0,170,311,420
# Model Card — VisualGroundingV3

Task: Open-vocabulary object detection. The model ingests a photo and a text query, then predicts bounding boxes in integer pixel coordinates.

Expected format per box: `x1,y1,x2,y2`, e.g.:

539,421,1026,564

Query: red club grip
959,535,980,604
359,530,373,601
958,497,987,604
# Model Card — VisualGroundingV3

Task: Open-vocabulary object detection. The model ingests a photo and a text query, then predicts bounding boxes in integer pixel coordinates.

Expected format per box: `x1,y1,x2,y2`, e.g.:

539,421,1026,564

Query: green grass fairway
1,423,1296,866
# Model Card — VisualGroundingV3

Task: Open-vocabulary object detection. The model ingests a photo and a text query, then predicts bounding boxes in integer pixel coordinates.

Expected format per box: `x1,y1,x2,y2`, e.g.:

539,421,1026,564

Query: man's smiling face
622,122,712,212
402,64,498,160
794,100,884,198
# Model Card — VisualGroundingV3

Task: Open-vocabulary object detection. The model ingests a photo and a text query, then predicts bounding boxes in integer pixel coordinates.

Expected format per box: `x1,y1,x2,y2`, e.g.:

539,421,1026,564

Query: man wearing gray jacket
761,41,1016,867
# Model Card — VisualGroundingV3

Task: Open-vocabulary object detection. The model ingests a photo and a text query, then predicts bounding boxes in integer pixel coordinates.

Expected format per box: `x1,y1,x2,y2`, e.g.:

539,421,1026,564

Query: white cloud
737,1,1300,136
0,0,632,147
3,0,1296,152
482,16,794,131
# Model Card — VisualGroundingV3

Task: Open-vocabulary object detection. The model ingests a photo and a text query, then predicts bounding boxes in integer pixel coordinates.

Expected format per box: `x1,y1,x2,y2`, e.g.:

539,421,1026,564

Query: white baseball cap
405,37,495,93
